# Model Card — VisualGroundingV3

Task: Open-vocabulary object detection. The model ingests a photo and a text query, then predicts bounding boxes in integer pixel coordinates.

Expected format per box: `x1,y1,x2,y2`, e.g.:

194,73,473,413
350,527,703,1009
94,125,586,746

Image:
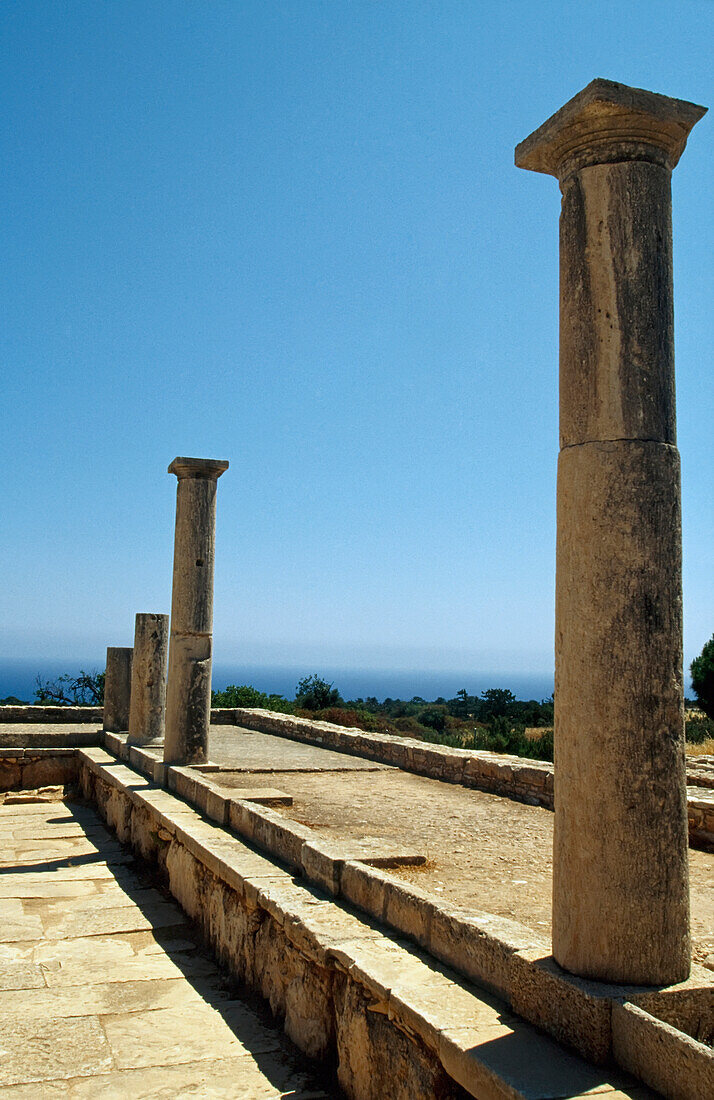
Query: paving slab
0,800,339,1098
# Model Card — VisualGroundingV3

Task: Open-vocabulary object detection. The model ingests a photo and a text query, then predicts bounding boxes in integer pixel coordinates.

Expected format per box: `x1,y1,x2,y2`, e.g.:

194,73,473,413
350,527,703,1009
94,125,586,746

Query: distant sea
0,658,556,705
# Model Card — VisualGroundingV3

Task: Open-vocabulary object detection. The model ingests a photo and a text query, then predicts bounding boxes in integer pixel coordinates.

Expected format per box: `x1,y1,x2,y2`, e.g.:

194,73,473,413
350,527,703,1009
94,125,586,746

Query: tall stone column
128,613,169,745
104,646,133,733
164,457,229,765
515,80,706,985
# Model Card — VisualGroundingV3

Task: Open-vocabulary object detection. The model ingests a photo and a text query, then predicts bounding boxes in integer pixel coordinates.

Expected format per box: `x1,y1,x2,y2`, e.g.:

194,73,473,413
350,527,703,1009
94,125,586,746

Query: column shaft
103,646,133,733
555,156,689,984
515,79,706,984
128,613,169,745
164,458,228,765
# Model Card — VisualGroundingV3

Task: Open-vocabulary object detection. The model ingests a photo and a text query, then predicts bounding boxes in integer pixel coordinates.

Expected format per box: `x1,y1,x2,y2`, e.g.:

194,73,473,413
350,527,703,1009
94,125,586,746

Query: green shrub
211,684,295,713
686,716,714,744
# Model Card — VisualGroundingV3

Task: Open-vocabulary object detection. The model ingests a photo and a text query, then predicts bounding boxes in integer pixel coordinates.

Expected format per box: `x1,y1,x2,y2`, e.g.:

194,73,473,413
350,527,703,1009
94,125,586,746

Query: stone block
301,840,344,896
383,877,434,948
429,906,542,1000
340,861,388,921
204,786,229,826
334,976,458,1100
612,1001,714,1100
509,948,614,1063
245,806,313,870
167,766,198,803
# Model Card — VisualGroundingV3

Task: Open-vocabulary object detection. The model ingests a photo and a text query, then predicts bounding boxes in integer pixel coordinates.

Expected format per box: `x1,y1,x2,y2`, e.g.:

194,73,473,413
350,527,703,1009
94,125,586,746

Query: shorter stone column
164,457,228,765
128,613,169,745
103,646,133,733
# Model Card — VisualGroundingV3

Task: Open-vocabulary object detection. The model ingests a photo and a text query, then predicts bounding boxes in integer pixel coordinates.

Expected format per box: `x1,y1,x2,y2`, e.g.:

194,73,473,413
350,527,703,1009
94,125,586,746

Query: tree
418,706,447,732
34,669,105,705
295,675,343,711
690,635,714,719
478,688,517,719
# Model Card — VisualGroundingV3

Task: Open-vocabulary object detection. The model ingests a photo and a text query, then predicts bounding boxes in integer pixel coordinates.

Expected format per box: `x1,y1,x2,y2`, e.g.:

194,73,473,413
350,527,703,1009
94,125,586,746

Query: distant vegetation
212,677,556,761
3,638,711,763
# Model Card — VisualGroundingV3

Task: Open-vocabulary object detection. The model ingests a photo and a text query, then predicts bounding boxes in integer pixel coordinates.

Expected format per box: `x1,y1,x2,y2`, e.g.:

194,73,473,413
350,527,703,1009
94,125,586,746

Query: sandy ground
210,727,714,970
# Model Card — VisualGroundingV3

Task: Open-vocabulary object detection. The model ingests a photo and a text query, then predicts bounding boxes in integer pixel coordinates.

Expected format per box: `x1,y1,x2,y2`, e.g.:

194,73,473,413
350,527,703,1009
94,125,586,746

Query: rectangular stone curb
228,798,314,871
0,729,101,748
612,1002,714,1100
0,747,77,759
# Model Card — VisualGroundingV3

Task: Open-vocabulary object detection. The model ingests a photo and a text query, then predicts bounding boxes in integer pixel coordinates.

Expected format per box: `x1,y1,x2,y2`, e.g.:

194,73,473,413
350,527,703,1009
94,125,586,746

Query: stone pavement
0,798,338,1098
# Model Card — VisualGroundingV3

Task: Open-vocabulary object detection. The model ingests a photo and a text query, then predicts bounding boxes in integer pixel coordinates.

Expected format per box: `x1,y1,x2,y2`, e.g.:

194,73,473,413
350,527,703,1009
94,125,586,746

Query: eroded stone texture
516,79,706,984
103,647,133,733
128,613,169,746
164,457,228,765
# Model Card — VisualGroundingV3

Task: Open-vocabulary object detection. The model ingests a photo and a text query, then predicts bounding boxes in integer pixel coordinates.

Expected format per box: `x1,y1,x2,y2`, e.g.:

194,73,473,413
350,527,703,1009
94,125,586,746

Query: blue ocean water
0,658,555,705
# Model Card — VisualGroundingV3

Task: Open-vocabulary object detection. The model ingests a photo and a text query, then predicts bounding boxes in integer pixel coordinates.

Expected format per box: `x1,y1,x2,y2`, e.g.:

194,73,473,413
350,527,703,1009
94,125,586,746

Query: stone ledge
612,1002,714,1100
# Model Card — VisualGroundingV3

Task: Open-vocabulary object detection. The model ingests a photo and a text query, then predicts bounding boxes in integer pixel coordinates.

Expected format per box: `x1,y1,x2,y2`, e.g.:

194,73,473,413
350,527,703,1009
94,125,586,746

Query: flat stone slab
207,725,394,772
0,800,336,1097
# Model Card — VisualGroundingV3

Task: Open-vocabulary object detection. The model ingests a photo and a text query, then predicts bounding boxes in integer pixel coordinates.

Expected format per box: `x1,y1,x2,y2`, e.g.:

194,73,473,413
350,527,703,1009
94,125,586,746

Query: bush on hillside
211,683,295,713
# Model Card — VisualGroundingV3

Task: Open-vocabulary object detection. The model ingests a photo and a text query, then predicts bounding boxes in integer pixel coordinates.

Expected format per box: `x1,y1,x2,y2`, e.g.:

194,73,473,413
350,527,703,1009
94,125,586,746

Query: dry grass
686,740,714,757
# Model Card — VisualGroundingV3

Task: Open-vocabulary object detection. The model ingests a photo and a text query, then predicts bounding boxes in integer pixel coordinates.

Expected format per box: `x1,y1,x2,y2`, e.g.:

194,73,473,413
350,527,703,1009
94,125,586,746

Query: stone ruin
0,79,711,1099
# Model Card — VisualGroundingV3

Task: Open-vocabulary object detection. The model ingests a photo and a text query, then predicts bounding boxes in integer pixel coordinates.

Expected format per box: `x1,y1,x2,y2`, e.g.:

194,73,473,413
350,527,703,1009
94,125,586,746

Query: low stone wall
78,747,714,1100
0,747,78,792
0,705,236,725
687,788,714,852
0,705,102,723
103,730,714,1080
76,748,509,1099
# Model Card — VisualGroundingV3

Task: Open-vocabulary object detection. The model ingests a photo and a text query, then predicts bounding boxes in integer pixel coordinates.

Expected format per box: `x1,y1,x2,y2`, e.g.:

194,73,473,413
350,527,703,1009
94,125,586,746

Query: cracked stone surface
0,800,338,1098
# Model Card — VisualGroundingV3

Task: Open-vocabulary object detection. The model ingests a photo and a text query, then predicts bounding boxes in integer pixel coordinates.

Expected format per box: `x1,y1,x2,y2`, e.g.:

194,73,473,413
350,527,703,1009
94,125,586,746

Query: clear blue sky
2,1,712,686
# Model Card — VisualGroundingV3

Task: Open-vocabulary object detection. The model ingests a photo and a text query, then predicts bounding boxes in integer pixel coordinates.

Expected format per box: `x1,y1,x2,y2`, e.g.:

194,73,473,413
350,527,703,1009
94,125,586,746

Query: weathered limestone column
103,646,133,733
128,613,169,745
164,457,228,765
516,80,706,984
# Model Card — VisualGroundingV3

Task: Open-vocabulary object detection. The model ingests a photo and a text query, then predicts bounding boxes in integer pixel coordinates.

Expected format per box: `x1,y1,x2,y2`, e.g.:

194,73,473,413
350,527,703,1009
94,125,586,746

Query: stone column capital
168,457,229,481
515,78,706,180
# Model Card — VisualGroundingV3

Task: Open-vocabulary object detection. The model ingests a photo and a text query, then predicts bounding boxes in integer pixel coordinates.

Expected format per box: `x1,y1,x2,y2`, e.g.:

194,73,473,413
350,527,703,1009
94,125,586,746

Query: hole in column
196,559,204,567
